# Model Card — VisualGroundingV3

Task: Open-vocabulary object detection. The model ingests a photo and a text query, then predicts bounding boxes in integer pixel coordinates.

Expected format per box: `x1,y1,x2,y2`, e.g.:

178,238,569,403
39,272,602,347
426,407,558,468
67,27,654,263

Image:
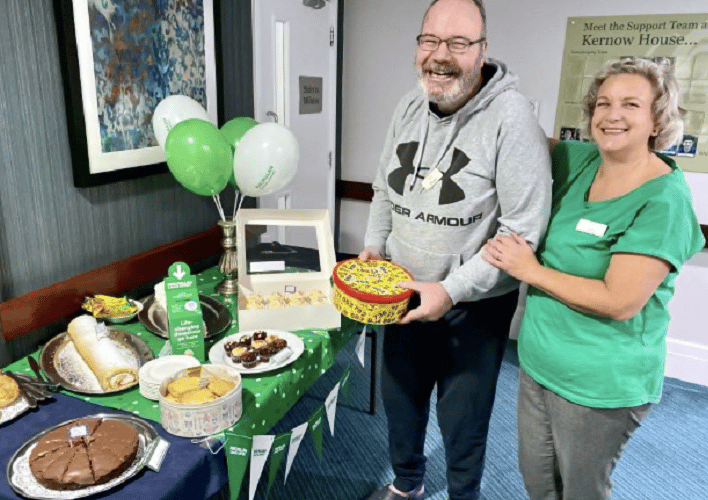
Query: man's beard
416,61,477,107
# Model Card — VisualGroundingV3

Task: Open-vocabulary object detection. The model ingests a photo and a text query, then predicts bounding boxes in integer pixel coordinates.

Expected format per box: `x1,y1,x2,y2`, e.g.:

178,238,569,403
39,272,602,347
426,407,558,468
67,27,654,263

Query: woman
483,57,705,500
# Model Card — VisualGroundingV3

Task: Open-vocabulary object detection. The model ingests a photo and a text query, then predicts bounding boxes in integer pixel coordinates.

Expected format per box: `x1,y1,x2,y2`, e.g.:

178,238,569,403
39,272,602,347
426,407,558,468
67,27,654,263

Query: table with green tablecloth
1,266,360,500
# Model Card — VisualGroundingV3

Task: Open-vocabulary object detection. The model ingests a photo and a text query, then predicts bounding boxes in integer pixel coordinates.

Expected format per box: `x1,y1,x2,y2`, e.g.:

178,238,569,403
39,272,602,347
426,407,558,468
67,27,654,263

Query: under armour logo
388,142,418,195
388,142,468,205
438,148,469,205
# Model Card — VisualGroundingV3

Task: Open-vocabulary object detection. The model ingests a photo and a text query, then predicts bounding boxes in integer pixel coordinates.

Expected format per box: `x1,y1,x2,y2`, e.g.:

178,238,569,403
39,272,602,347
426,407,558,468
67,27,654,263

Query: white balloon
232,123,299,197
152,95,212,149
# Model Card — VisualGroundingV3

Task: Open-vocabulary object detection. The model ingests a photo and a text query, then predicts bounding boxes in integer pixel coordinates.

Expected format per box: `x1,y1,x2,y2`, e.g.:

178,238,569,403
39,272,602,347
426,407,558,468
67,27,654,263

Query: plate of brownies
208,330,305,375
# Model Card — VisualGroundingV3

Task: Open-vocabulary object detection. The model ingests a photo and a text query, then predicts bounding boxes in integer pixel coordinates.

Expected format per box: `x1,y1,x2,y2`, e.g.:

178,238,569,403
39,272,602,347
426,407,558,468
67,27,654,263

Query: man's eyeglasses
416,35,486,54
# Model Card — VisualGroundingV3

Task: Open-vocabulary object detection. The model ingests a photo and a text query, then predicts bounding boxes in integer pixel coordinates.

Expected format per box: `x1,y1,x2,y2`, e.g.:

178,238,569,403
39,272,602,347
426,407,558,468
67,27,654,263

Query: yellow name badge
575,218,607,237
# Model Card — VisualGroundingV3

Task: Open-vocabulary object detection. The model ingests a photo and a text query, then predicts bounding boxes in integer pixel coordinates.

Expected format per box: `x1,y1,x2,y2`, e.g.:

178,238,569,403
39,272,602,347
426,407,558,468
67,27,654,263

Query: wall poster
555,14,708,174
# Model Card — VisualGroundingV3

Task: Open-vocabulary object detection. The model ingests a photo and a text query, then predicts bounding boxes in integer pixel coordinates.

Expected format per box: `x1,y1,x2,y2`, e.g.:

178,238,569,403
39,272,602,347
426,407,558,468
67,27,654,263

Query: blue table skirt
0,393,228,500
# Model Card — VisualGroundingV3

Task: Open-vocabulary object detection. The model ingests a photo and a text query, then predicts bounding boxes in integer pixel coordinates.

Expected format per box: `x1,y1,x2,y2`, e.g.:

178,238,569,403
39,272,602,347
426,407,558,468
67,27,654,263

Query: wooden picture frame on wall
53,0,222,187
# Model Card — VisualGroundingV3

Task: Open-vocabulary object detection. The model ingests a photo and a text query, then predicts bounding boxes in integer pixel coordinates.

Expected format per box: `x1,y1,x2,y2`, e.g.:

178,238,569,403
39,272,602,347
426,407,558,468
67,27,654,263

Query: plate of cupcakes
208,330,304,375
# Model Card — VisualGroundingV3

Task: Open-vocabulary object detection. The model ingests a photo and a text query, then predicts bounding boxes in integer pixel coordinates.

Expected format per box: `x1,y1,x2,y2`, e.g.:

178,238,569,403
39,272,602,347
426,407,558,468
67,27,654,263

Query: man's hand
397,281,453,324
358,247,384,261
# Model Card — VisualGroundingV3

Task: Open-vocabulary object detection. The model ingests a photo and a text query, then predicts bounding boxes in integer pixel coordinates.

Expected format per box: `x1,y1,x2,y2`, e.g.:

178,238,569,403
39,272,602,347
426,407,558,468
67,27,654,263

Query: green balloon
164,119,232,196
220,117,258,188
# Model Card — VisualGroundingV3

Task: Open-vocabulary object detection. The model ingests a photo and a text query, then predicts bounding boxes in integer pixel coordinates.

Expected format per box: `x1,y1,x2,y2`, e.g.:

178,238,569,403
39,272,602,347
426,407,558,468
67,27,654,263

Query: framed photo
53,0,222,187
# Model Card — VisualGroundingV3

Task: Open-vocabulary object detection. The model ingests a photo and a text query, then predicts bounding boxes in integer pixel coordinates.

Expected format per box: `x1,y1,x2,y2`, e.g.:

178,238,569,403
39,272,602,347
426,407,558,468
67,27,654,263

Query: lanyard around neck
410,109,459,189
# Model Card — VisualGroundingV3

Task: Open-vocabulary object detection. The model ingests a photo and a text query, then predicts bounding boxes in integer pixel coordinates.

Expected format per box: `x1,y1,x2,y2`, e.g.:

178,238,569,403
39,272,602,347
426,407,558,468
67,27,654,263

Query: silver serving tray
39,329,155,394
6,413,158,499
138,294,231,340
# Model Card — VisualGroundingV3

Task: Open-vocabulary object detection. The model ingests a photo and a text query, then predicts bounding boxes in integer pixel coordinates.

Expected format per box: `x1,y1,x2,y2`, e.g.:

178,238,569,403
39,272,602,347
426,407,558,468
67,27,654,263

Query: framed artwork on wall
53,0,222,187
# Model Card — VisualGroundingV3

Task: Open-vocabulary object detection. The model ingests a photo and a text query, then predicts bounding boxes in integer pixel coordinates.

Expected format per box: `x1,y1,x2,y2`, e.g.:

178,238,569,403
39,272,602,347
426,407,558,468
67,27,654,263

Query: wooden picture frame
53,0,222,187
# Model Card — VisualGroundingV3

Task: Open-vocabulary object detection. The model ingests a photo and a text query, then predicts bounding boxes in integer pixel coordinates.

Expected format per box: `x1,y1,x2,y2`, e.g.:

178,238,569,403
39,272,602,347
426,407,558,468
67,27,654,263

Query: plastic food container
158,365,242,437
332,259,414,325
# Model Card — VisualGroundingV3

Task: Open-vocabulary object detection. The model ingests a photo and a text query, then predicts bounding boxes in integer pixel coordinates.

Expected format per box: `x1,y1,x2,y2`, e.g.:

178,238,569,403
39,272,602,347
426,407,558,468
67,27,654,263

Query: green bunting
340,365,352,402
267,433,292,492
224,433,252,500
307,406,325,458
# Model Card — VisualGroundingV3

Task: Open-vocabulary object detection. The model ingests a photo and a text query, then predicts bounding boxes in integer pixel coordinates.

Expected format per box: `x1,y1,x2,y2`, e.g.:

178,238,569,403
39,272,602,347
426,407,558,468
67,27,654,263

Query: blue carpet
248,336,708,500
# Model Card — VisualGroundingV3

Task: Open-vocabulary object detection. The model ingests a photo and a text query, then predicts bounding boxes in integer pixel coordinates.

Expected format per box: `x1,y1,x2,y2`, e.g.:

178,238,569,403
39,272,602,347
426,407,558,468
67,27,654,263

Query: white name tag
69,425,89,438
575,218,607,237
421,167,443,190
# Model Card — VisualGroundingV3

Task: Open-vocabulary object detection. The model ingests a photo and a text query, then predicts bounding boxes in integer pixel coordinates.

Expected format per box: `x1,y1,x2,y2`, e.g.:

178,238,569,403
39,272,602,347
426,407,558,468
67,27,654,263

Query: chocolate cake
29,417,140,490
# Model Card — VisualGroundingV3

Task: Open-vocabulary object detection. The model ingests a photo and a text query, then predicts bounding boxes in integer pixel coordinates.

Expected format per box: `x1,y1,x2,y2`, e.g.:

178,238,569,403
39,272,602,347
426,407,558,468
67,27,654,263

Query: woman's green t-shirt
519,141,705,408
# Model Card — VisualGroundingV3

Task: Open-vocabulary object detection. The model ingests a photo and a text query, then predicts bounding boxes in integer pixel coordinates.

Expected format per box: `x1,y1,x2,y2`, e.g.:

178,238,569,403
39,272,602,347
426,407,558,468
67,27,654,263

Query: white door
252,0,338,249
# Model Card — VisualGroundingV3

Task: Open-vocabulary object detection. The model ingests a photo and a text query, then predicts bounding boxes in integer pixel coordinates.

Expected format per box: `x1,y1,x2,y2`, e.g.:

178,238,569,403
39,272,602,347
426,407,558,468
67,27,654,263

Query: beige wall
340,0,708,385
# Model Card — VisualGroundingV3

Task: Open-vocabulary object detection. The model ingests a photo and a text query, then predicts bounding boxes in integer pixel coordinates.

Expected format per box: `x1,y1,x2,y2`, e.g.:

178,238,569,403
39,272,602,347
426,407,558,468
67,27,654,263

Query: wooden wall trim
336,182,708,250
336,180,373,202
0,227,222,342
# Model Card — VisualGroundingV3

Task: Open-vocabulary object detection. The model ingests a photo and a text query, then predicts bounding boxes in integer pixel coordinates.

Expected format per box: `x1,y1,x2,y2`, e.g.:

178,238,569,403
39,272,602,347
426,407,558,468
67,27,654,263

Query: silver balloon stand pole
216,218,239,295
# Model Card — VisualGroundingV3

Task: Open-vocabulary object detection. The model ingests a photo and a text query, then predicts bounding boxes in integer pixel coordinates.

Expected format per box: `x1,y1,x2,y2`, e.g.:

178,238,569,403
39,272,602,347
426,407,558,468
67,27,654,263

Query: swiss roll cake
67,315,139,391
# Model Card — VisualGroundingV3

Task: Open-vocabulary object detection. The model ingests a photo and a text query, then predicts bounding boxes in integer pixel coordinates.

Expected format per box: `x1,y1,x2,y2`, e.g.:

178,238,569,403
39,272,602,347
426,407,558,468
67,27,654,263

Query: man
677,135,697,157
560,126,579,141
359,1,552,499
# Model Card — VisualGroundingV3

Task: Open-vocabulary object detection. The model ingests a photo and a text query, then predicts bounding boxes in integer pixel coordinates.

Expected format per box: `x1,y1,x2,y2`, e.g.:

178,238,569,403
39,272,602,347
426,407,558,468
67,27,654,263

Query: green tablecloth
6,267,358,436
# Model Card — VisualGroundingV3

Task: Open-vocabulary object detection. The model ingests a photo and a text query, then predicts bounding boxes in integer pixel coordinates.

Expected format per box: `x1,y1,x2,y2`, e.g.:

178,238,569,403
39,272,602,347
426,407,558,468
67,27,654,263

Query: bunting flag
224,433,252,500
284,422,309,484
356,325,367,366
324,382,340,436
308,406,325,458
267,433,291,492
249,434,275,500
340,365,352,402
223,364,351,495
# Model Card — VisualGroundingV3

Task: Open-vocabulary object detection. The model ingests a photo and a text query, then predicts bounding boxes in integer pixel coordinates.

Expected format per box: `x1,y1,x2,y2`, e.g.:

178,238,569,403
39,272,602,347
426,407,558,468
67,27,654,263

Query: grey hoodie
364,58,552,304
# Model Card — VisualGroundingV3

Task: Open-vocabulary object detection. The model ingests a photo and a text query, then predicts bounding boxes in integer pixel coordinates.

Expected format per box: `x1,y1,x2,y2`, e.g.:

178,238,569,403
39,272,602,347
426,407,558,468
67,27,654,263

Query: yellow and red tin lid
332,259,414,304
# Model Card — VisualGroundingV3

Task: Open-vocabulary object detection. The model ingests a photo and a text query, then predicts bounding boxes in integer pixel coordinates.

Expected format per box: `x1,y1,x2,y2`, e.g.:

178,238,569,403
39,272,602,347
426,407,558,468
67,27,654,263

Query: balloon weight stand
217,218,239,295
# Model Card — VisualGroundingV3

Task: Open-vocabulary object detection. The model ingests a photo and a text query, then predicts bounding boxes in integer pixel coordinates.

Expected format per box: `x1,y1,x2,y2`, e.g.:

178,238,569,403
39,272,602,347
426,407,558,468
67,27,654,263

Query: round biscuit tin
332,259,413,325
159,365,242,437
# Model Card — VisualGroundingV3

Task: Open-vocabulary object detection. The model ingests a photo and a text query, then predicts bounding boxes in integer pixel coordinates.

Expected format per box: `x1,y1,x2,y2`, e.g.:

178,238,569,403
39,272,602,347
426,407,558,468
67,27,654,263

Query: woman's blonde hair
582,57,684,151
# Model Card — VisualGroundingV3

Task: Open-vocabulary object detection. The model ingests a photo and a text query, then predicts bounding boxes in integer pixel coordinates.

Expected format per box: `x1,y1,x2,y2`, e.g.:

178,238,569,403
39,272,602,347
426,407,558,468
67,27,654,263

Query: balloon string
212,194,226,221
232,189,240,220
237,192,245,213
217,196,226,221
233,190,245,220
211,195,219,220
